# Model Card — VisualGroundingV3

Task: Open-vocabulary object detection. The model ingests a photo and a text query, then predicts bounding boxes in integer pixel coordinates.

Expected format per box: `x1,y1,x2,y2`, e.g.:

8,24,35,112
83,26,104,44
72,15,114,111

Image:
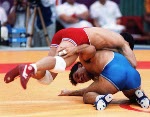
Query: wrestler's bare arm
103,44,137,68
119,43,137,68
77,44,96,61
58,44,96,59
105,37,137,68
58,80,101,96
58,88,87,96
113,36,137,68
88,28,137,68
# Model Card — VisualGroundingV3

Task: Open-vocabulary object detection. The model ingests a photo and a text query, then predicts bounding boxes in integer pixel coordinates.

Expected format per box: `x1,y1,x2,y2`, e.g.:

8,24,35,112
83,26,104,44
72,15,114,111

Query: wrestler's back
80,50,114,76
51,28,90,46
84,27,126,49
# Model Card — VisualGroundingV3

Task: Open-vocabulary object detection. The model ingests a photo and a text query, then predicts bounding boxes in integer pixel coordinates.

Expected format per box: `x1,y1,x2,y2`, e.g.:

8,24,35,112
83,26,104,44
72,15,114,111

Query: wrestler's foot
94,94,113,110
4,65,20,83
19,64,35,89
135,90,150,109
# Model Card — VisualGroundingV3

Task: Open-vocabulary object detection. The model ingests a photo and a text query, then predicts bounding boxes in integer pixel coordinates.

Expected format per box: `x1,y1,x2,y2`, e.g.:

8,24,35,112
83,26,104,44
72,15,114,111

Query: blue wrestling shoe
135,90,150,109
94,94,113,110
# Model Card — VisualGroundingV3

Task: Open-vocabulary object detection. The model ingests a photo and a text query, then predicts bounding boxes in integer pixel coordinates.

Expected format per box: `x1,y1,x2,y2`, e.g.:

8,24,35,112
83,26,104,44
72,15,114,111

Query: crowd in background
0,0,150,47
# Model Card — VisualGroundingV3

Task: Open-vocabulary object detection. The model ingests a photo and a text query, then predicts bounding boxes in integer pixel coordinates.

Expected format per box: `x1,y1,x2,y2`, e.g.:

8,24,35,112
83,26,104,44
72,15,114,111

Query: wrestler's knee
83,92,98,104
83,92,90,104
32,71,46,80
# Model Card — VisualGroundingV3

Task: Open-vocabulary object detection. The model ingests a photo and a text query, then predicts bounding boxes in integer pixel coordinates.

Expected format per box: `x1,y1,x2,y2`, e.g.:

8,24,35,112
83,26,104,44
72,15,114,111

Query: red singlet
50,28,90,48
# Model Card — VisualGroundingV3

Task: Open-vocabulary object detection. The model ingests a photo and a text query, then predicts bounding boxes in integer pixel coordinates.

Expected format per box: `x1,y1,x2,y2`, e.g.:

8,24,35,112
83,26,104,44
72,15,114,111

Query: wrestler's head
69,62,91,86
120,32,135,50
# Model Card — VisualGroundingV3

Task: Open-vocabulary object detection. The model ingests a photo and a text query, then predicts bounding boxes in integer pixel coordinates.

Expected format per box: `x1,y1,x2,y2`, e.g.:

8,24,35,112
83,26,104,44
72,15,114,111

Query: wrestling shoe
4,65,20,83
135,90,150,109
19,64,35,89
94,94,113,110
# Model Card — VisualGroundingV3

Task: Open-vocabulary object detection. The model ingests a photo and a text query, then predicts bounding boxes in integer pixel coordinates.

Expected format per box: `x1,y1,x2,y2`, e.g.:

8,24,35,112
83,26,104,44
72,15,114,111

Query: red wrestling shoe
4,65,20,83
19,64,35,89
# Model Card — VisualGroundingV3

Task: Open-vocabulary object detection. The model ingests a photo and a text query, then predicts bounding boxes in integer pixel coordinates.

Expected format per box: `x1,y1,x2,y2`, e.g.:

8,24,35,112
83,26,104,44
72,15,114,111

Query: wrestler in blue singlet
101,52,141,91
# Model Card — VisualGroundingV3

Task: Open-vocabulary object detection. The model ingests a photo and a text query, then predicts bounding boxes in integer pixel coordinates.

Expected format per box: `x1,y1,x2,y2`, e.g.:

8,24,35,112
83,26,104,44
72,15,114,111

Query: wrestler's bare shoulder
84,27,107,41
84,50,114,74
84,27,124,44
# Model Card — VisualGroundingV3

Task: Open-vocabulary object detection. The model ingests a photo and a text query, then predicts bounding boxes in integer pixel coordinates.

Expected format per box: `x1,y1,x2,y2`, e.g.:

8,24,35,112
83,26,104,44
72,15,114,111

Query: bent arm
103,44,137,68
76,44,96,61
119,43,137,68
107,36,137,68
59,44,96,60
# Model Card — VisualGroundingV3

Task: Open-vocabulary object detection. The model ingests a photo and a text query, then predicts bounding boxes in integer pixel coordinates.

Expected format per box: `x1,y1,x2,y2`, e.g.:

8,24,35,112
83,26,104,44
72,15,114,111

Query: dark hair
69,62,82,86
120,32,135,50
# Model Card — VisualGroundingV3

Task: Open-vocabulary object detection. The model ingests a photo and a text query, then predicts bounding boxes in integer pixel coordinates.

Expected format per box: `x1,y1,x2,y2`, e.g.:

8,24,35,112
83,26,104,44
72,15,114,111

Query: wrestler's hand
58,89,72,96
57,46,78,58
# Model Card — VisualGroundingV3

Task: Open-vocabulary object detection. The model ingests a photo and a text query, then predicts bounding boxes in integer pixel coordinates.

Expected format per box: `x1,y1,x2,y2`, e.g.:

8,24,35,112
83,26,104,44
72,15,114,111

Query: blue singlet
101,52,141,91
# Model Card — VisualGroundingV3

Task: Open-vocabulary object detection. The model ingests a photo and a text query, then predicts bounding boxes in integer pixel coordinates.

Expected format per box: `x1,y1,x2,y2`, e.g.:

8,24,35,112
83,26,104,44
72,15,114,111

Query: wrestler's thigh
95,77,118,94
57,41,78,67
64,54,78,67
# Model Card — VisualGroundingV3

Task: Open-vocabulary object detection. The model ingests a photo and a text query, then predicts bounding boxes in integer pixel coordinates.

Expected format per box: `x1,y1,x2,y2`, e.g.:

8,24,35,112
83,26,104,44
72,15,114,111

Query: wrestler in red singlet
51,28,90,47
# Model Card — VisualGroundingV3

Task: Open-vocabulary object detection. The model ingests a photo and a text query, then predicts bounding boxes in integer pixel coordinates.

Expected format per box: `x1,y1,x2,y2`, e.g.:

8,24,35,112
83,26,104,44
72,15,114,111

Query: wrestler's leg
33,41,77,75
83,92,113,111
27,47,58,81
123,88,150,109
4,47,57,84
83,77,118,104
11,41,77,89
18,52,77,89
122,88,140,101
83,77,118,110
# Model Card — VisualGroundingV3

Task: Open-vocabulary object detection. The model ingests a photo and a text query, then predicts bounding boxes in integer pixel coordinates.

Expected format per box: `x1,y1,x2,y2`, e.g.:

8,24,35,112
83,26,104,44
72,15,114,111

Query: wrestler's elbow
130,53,137,68
132,61,137,68
89,45,96,53
127,55,137,68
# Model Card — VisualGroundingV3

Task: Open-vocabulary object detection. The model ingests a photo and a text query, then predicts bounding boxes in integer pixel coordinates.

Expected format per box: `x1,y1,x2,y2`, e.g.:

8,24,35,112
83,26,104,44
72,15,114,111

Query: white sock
30,64,37,74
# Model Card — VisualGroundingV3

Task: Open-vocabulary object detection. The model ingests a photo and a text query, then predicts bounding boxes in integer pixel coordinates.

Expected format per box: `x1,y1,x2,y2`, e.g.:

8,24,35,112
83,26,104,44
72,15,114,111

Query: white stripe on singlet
62,38,77,46
50,44,59,48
